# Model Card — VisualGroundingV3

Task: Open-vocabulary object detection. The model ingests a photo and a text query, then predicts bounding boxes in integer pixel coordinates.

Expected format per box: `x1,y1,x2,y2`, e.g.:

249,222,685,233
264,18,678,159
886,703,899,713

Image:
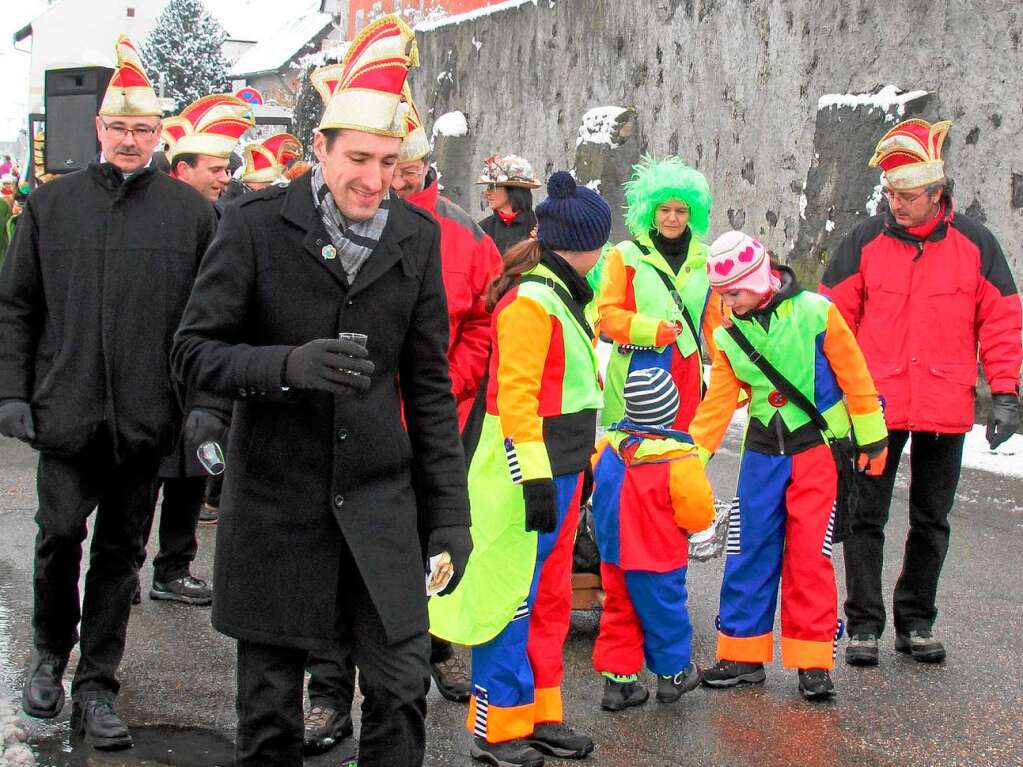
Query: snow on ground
817,84,929,122
415,0,539,31
0,698,34,766
577,106,628,147
432,111,469,139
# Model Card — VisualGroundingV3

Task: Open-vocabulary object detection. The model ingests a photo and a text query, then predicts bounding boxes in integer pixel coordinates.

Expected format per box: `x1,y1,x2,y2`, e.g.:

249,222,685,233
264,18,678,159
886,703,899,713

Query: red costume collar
497,208,520,225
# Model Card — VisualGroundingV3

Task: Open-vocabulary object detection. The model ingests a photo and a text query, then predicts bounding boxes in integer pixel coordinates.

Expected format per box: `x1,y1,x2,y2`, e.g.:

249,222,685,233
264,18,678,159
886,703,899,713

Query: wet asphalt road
1,431,1021,767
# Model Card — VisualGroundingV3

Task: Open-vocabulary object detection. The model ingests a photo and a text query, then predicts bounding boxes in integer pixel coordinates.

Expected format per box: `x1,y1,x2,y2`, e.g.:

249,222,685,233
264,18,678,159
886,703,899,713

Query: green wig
623,154,713,241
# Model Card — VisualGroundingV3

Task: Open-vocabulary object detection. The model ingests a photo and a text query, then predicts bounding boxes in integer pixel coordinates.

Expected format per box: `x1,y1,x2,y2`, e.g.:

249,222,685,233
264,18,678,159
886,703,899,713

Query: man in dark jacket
0,35,218,749
821,118,1022,667
171,16,471,767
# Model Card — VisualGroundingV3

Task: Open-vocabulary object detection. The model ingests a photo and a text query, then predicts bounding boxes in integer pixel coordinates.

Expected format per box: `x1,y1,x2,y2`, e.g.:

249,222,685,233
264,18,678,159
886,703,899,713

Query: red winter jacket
820,198,1022,433
406,180,501,428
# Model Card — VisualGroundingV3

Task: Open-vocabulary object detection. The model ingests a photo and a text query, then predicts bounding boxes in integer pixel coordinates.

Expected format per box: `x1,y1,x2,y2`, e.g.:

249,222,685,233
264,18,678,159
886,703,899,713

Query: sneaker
524,723,593,759
198,503,218,525
149,575,213,606
470,737,545,767
895,630,946,663
600,676,648,711
431,655,472,702
70,699,133,750
656,663,702,703
798,669,836,701
303,705,353,755
701,660,766,688
845,633,879,666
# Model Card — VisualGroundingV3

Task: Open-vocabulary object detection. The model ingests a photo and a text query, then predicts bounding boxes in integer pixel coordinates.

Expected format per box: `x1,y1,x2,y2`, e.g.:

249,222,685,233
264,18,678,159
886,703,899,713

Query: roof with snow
228,10,333,78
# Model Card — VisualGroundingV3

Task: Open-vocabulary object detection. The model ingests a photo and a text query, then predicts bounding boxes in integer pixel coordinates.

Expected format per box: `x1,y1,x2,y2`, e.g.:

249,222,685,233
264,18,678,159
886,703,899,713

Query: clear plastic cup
338,332,368,374
196,440,225,475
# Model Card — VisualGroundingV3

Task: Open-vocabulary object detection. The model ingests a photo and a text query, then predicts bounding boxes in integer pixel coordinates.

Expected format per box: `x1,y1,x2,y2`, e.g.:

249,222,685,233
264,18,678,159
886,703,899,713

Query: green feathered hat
623,154,713,241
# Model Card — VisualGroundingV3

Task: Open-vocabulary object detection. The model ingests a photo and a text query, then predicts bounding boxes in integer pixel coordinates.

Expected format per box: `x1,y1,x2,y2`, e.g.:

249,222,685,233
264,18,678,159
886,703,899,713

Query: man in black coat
0,35,218,750
171,15,471,766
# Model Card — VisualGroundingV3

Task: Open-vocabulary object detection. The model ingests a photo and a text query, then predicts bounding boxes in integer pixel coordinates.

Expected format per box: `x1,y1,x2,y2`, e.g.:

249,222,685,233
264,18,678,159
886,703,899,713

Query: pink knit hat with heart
706,230,773,294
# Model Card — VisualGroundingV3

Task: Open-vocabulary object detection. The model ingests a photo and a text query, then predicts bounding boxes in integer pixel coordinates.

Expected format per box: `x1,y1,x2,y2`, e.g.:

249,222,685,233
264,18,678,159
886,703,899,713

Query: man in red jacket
301,89,501,756
820,118,1022,667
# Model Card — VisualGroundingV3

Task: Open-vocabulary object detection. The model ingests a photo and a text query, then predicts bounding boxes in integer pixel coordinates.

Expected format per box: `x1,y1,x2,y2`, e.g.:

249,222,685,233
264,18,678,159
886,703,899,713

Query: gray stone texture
411,0,1023,286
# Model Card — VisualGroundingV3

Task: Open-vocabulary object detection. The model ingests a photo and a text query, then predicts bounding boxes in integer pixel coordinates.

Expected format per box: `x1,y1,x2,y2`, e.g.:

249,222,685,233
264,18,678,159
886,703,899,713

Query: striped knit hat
624,368,679,427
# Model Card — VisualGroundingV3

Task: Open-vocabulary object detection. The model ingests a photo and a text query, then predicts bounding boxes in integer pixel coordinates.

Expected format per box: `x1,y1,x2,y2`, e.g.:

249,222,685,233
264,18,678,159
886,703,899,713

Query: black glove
284,338,374,394
0,399,35,443
183,408,229,453
987,393,1020,450
523,478,557,534
427,524,473,596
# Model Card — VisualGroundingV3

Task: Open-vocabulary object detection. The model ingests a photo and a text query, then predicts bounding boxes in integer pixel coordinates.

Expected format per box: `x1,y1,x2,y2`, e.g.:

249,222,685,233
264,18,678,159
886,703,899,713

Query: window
126,7,135,17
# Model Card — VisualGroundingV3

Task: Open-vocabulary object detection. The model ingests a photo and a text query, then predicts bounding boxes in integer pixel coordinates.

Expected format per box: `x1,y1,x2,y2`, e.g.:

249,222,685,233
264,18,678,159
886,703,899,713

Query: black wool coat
479,209,537,255
0,162,217,460
171,173,470,648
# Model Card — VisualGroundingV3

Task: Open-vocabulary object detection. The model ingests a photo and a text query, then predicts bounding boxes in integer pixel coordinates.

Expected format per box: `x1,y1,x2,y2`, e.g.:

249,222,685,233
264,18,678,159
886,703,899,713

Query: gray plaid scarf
311,163,390,283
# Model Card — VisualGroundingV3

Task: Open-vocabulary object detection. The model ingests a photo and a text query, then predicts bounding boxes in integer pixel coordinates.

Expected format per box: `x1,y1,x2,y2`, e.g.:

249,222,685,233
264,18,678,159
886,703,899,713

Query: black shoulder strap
723,323,832,435
518,275,594,339
633,240,701,345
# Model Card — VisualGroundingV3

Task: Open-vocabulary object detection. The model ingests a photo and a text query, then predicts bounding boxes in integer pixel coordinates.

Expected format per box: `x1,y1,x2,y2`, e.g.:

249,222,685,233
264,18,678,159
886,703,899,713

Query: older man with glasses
0,35,217,750
820,118,1022,668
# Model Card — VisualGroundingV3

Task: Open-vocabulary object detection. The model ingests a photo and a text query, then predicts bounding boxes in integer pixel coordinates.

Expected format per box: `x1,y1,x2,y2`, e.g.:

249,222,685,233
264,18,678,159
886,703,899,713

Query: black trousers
32,444,160,699
843,430,965,637
138,476,205,583
306,635,453,712
235,543,430,767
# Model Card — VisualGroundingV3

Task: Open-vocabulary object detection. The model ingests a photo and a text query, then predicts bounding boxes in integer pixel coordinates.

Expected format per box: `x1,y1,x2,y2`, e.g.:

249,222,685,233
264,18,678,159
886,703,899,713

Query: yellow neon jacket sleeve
822,303,888,447
495,293,554,481
597,245,674,347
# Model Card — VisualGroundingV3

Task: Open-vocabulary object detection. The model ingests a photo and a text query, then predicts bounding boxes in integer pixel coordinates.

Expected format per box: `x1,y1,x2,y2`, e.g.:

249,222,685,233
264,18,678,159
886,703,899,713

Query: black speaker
44,66,114,174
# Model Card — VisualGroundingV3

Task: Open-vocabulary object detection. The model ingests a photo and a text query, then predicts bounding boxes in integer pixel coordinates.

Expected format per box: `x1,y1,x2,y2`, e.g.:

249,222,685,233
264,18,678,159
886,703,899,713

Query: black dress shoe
22,649,68,718
70,699,133,750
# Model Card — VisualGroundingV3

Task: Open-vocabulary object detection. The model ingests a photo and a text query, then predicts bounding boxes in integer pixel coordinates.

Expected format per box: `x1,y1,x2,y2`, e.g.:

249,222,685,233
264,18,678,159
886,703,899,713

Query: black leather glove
284,338,374,394
0,399,35,443
523,478,557,534
427,524,473,596
987,393,1020,450
183,408,229,453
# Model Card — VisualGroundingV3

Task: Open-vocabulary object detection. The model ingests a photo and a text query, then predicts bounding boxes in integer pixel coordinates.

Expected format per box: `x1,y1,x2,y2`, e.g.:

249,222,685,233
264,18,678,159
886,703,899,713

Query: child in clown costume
597,155,722,432
430,171,612,767
688,231,888,700
590,368,716,711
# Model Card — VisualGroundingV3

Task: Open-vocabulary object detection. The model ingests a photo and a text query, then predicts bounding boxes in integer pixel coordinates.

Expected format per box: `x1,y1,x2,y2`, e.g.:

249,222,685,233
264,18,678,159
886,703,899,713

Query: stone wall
411,0,1023,285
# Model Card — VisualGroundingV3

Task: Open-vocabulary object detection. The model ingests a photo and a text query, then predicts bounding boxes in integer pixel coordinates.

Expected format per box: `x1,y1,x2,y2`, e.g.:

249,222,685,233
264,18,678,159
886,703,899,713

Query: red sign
235,87,264,105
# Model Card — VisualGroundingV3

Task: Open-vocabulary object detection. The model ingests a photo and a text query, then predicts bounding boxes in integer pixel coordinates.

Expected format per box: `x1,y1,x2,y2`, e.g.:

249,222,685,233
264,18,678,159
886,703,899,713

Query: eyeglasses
882,187,930,204
396,167,425,182
99,118,159,139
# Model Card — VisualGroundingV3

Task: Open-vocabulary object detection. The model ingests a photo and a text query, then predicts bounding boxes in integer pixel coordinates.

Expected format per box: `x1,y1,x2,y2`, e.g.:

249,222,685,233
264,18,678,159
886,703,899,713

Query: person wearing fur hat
598,155,722,434
590,367,715,711
820,119,1022,667
687,232,888,700
477,154,540,255
429,171,611,766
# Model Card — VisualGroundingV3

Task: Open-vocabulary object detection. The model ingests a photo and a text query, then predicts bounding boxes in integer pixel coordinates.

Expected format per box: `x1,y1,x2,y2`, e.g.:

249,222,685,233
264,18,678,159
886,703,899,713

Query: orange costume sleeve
597,246,677,348
687,346,743,455
495,294,554,481
821,303,887,446
701,290,722,360
668,453,716,533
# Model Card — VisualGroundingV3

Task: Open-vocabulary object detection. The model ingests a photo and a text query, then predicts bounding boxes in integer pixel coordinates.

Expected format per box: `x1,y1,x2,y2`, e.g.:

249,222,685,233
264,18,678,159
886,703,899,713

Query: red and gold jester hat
99,35,163,117
162,94,255,164
868,118,952,190
311,14,419,137
398,82,430,163
241,133,303,184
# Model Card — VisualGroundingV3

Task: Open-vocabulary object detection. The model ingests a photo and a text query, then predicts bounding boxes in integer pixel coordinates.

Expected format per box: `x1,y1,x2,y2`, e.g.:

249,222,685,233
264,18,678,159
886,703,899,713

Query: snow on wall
577,106,628,147
415,0,537,31
817,85,929,122
432,111,469,139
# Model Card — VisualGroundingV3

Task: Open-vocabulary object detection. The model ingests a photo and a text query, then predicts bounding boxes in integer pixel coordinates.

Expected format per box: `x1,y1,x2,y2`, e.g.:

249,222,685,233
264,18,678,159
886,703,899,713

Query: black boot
797,669,836,701
431,655,472,703
845,633,879,667
70,699,133,750
656,663,702,703
701,660,766,688
600,676,648,711
470,736,545,767
895,630,946,663
525,723,593,759
22,649,68,718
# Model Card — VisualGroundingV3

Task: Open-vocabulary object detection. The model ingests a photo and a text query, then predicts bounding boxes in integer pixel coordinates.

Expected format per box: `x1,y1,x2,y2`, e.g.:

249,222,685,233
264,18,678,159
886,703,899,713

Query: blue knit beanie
535,171,612,252
624,368,680,428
